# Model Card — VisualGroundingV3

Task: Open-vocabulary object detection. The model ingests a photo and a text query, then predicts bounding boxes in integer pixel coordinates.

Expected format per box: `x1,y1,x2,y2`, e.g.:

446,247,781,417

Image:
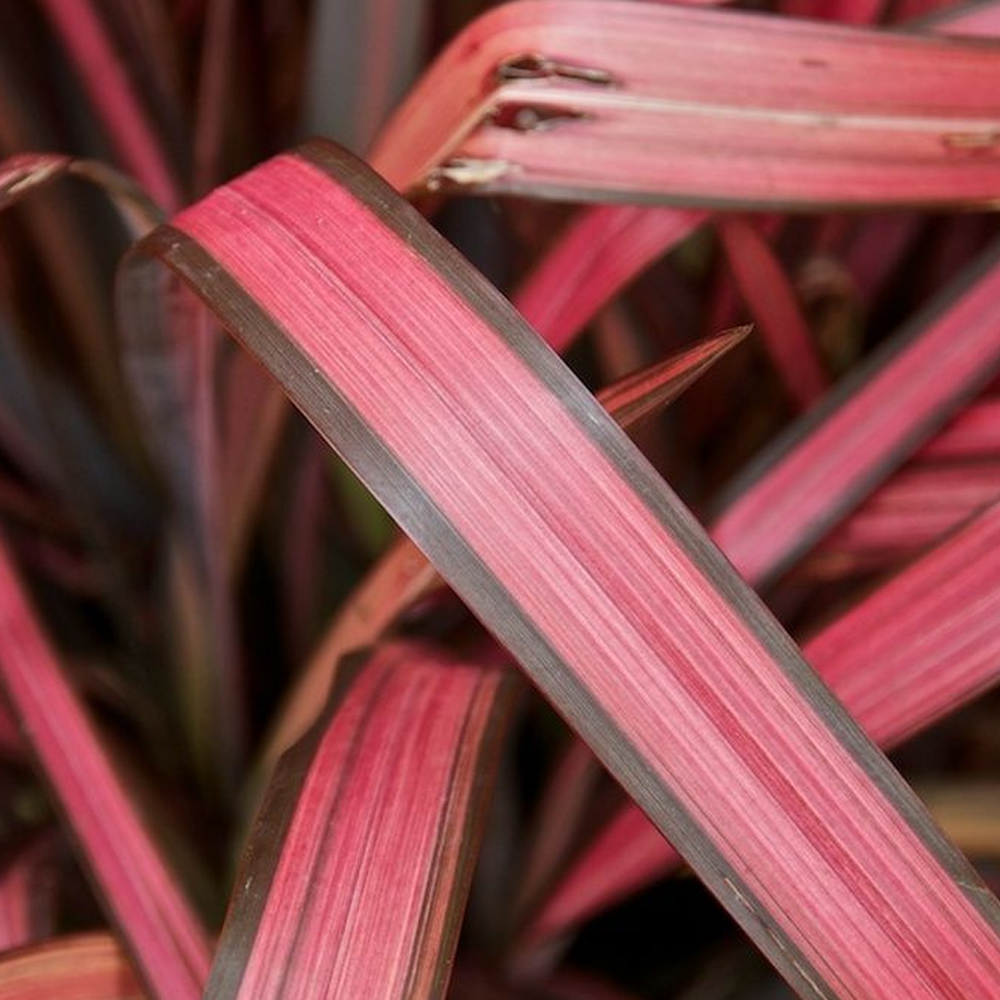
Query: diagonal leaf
35,0,182,209
131,140,1000,1000
918,397,1000,459
711,239,1000,586
263,327,747,765
816,458,1000,565
207,641,513,1000
932,0,1000,36
265,200,712,735
529,495,1000,940
717,216,827,411
0,535,212,1000
512,205,708,353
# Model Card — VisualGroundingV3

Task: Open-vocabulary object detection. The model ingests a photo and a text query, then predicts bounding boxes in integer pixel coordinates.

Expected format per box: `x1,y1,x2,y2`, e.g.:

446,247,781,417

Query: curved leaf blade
207,642,512,1000
372,1,1000,207
530,495,1000,939
130,140,1000,1000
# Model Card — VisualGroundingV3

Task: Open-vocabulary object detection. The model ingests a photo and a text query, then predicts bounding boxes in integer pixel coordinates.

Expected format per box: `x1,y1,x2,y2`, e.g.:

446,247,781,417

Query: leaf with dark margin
206,641,513,1000
526,495,1000,942
262,327,748,766
711,239,1000,586
131,140,1000,1000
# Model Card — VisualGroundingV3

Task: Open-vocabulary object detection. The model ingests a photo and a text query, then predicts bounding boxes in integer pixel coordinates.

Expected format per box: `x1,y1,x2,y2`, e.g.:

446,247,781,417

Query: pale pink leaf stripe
147,143,1000,1000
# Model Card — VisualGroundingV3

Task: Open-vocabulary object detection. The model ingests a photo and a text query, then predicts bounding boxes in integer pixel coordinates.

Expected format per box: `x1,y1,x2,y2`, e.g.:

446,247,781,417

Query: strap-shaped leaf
818,459,1000,563
0,537,212,1000
35,0,182,209
371,0,1000,206
264,327,747,763
128,140,1000,1000
529,495,1000,940
717,215,827,411
512,205,708,353
712,239,1000,585
207,641,512,1000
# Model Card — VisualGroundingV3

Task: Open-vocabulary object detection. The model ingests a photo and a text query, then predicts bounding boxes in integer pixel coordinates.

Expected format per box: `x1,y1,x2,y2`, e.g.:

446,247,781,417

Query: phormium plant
1,1,1000,999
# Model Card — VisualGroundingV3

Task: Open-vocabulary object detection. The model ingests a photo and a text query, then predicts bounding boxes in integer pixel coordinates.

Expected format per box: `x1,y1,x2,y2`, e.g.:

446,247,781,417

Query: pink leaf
206,642,513,1000
372,2,1000,207
711,243,1000,586
263,327,747,764
718,216,827,411
529,495,1000,939
35,0,182,210
513,206,708,353
0,838,56,953
0,537,211,1000
817,459,1000,564
132,140,1000,1000
918,397,1000,460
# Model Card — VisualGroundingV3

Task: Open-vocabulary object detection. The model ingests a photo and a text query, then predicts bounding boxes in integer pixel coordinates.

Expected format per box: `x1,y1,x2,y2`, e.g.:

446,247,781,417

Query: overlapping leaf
372,1,1000,206
528,496,1000,940
129,140,1000,1000
207,641,512,1000
711,240,1000,585
264,327,747,762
